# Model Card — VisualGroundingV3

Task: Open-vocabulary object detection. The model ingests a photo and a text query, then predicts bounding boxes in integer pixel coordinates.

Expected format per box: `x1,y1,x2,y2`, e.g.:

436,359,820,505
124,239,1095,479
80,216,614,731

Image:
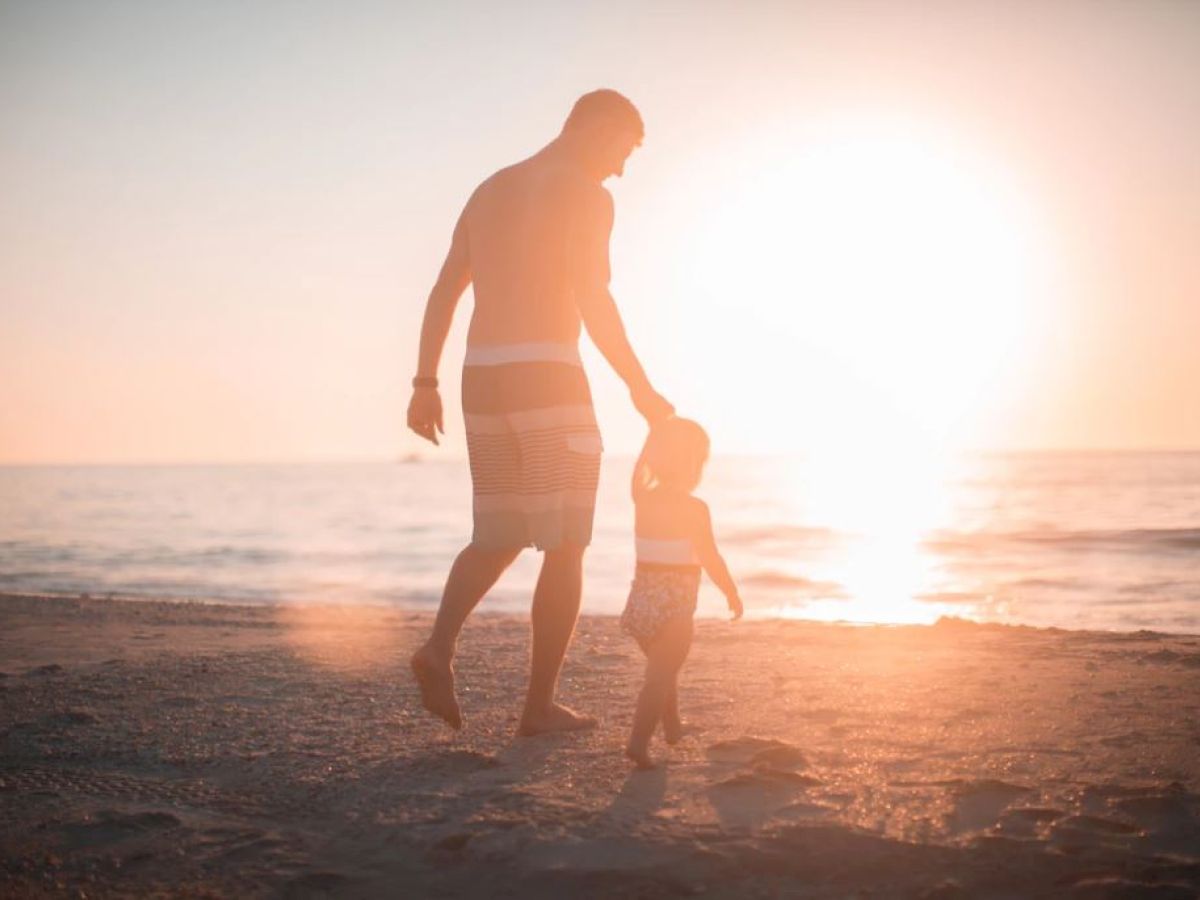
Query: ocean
1,452,1197,633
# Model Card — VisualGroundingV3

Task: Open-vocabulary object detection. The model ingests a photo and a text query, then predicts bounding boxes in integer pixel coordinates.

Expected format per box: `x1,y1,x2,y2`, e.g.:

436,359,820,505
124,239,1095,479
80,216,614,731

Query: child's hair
633,417,711,497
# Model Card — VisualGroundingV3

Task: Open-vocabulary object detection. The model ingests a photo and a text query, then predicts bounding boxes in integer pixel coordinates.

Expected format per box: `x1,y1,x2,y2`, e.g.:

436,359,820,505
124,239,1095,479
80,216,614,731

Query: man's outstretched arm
408,211,471,445
572,188,673,423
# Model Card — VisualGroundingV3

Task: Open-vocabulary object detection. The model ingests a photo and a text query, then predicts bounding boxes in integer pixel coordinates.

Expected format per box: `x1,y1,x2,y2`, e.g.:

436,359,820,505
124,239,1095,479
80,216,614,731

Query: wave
924,527,1200,554
1116,580,1183,594
1000,577,1084,590
740,570,846,597
723,525,838,547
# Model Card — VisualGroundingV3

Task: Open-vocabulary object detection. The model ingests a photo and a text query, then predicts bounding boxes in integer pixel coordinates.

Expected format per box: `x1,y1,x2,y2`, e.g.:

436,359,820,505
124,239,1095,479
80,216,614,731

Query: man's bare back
462,153,611,348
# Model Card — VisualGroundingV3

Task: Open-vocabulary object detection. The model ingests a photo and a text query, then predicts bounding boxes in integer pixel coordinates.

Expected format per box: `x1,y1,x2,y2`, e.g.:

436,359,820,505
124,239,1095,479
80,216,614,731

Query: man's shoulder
470,158,595,197
470,163,520,203
468,160,610,226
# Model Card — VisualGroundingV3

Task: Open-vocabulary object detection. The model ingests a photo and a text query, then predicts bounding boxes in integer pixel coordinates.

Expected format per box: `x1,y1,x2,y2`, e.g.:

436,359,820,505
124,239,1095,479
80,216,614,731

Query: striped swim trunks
462,342,603,551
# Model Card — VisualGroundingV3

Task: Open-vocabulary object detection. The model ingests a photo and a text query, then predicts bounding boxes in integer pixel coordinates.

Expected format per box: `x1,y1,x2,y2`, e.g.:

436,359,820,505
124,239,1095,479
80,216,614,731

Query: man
407,89,673,735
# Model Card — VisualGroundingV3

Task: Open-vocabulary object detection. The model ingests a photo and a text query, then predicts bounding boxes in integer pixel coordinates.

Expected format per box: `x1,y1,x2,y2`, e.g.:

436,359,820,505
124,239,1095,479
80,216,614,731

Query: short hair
563,89,644,138
637,417,710,493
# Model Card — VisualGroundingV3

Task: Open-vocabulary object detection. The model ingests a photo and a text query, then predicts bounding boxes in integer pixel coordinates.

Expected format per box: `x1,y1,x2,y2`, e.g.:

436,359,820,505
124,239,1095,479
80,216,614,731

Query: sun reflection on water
776,442,977,625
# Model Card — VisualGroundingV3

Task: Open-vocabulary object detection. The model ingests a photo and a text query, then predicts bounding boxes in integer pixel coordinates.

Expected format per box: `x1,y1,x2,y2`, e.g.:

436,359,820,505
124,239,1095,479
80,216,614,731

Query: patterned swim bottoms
620,567,701,645
462,343,602,551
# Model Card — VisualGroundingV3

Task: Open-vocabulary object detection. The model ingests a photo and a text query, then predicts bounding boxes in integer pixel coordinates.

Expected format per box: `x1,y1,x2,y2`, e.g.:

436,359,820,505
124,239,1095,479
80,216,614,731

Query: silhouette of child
621,417,743,768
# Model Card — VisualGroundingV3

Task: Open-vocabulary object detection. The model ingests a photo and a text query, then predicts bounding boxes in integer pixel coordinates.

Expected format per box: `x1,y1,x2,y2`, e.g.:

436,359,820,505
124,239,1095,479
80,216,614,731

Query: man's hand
631,385,674,424
407,387,444,445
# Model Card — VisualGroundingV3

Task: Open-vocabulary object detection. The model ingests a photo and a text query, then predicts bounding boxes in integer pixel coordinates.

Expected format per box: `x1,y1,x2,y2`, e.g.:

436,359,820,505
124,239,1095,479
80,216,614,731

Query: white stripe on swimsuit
635,537,699,566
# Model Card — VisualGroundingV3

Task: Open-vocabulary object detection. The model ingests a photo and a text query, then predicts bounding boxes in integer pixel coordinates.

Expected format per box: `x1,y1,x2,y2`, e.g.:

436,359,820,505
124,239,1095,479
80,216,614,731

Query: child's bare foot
625,744,659,770
663,717,696,745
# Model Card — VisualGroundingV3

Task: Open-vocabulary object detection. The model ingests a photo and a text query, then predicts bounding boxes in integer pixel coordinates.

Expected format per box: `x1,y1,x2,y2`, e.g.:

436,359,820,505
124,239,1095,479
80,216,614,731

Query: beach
2,592,1199,898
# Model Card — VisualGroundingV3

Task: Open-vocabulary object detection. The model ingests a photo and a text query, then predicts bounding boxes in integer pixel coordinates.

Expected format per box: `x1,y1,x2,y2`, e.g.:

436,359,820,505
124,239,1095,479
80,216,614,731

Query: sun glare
671,112,1053,454
668,112,1054,624
784,443,972,625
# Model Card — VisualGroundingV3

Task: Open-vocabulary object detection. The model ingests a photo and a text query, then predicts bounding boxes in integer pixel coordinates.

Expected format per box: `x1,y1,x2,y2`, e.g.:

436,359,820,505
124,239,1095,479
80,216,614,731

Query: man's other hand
407,387,444,445
631,386,674,424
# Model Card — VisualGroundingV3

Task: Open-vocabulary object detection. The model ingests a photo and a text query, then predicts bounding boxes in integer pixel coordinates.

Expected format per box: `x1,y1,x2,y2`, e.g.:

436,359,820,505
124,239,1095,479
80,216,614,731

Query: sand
1,592,1199,898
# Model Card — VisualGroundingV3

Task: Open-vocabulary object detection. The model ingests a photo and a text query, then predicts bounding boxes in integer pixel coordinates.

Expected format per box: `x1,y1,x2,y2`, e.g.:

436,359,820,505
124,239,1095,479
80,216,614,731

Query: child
620,417,743,769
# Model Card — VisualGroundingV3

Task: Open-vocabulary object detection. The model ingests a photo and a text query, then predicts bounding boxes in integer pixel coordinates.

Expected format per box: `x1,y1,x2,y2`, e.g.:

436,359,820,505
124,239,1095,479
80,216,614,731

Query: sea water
1,452,1197,633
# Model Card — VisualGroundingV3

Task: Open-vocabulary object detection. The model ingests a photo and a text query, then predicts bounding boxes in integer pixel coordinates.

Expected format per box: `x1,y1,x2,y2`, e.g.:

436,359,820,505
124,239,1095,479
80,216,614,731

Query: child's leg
662,679,684,745
626,617,693,768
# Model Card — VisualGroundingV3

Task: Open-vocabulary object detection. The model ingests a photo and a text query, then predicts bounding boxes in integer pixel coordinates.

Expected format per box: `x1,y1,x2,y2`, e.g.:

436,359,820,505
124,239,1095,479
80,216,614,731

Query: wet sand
2,592,1199,898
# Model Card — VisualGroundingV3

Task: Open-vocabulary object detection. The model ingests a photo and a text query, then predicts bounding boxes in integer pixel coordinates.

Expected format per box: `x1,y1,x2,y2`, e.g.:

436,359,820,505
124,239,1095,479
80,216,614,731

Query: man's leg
517,542,595,735
411,543,521,729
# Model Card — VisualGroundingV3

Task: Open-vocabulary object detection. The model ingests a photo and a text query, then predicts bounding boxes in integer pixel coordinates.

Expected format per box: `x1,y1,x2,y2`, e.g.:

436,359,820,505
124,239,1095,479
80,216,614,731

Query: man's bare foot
517,702,597,736
625,744,658,770
410,644,463,730
663,717,694,745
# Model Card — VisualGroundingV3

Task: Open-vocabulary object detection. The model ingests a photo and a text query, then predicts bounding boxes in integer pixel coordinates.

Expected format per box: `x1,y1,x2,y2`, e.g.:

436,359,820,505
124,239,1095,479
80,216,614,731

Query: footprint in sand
750,745,809,770
707,769,817,830
997,806,1065,837
944,780,1032,834
714,770,821,789
707,736,804,766
773,799,837,822
705,737,820,830
1002,806,1065,824
1112,789,1200,856
1059,814,1140,834
1114,791,1191,823
420,749,501,776
1049,814,1142,850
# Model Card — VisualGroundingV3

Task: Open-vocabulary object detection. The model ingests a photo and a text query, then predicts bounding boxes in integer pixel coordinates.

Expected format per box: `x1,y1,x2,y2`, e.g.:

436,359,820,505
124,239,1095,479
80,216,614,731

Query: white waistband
636,537,698,565
464,342,582,367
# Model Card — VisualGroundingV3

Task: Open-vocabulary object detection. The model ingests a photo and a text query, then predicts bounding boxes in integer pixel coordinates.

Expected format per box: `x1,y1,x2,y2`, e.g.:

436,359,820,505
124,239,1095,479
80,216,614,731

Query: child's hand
727,592,744,621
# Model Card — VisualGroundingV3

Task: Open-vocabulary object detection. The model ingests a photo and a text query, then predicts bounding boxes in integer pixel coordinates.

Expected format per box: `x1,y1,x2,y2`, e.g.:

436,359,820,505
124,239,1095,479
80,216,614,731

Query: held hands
727,592,744,622
407,387,444,446
631,383,674,424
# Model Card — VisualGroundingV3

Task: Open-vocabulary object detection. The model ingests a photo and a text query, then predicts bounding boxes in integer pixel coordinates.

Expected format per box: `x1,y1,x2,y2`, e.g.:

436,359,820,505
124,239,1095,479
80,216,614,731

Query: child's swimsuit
620,537,701,645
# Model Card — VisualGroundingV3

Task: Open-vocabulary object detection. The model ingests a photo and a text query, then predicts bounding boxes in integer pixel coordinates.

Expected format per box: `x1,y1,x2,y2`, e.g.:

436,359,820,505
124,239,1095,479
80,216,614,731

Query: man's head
562,89,644,181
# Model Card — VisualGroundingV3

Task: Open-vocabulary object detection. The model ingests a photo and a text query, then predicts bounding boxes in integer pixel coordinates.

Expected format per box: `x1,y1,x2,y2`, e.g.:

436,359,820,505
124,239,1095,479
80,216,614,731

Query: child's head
638,417,710,494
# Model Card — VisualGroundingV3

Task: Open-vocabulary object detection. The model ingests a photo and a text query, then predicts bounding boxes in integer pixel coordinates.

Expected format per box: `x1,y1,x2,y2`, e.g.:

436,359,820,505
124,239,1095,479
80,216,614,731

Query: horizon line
2,445,1200,468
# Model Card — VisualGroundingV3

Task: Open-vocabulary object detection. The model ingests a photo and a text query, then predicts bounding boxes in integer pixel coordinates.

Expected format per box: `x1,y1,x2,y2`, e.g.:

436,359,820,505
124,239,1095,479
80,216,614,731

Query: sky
2,0,1198,464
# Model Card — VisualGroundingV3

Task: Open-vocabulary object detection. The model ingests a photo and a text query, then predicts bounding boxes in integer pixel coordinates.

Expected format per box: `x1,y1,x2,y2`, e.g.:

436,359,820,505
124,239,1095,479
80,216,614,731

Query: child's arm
690,499,744,620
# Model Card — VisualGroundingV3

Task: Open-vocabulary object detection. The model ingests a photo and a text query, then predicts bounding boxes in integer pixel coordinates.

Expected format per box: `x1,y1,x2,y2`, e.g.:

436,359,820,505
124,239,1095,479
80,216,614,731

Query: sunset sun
673,113,1054,455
